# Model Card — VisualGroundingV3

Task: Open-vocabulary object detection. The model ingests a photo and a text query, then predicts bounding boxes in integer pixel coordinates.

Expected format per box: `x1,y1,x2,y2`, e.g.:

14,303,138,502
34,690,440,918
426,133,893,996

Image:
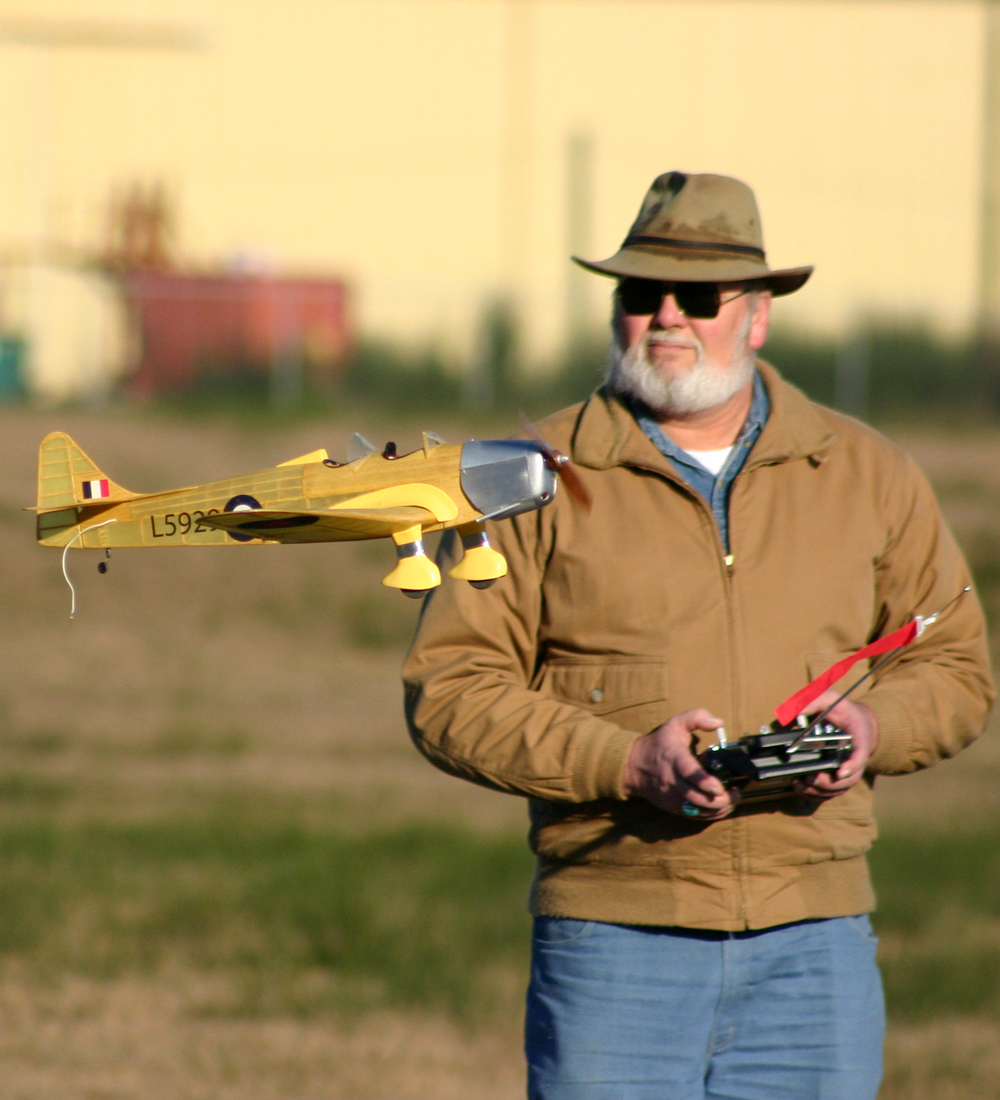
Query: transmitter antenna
785,587,970,756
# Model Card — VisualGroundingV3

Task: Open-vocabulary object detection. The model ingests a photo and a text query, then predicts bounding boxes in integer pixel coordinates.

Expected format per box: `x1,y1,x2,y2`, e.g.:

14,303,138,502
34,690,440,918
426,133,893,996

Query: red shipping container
125,272,350,393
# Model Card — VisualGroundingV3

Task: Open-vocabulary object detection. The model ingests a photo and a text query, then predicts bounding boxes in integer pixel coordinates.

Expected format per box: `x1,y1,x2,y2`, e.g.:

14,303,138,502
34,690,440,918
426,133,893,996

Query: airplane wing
197,506,435,542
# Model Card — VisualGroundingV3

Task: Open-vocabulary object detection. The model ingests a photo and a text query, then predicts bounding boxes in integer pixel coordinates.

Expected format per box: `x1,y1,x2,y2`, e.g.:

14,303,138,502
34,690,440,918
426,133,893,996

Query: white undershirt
681,445,734,476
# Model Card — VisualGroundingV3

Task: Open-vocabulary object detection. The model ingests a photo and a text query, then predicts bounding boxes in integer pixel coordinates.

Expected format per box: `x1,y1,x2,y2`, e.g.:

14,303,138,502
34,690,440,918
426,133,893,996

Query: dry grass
2,406,1000,1097
882,1018,1000,1100
0,972,524,1100
0,973,997,1100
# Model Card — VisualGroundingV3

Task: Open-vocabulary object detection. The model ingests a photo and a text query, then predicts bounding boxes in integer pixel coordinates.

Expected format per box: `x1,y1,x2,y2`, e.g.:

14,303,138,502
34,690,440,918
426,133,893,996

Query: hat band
623,234,766,261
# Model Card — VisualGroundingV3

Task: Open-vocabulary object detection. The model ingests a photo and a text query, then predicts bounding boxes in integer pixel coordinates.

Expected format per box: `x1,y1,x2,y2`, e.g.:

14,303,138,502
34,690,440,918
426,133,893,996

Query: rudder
37,432,137,512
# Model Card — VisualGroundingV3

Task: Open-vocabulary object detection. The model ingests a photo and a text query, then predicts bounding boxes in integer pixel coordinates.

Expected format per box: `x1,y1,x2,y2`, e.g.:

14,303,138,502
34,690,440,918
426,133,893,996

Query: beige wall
0,0,987,373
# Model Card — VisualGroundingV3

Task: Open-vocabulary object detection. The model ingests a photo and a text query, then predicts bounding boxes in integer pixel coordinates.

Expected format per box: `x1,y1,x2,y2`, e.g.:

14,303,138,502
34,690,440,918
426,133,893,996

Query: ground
0,405,998,1099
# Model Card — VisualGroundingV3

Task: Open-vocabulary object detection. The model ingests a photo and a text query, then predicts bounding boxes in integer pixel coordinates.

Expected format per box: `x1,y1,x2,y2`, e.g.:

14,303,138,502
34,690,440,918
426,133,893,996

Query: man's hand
623,708,739,820
792,690,879,800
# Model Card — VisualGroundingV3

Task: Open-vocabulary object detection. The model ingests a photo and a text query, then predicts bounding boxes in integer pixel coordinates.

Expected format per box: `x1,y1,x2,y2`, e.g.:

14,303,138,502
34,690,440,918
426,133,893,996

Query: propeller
518,413,592,511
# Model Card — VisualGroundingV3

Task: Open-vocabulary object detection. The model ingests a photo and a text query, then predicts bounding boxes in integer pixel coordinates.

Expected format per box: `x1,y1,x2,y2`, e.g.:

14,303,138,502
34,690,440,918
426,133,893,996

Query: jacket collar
571,359,835,475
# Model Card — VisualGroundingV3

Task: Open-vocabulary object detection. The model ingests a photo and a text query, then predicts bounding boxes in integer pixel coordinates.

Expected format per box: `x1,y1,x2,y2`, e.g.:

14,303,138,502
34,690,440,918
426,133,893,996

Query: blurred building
0,259,129,401
0,0,991,390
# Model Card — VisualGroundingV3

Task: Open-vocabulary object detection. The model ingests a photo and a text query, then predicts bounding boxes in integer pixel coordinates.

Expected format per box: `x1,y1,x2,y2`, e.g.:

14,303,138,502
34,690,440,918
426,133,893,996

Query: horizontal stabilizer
37,432,138,512
277,448,329,467
198,506,435,542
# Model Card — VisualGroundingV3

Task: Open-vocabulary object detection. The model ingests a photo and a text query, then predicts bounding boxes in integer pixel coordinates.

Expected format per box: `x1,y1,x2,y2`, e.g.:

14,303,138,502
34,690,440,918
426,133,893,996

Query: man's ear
749,292,772,351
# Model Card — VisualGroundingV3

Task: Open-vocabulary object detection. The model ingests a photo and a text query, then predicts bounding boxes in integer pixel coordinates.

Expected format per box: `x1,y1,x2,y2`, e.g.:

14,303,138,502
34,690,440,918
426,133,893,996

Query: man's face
609,282,772,417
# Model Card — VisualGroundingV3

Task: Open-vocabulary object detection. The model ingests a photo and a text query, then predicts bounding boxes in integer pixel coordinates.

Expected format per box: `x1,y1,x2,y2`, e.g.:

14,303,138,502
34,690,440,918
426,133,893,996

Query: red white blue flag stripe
82,479,110,500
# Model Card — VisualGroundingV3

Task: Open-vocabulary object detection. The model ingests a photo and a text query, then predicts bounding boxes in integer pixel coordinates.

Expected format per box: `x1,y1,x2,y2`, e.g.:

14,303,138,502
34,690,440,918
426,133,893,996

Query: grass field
1,404,999,1098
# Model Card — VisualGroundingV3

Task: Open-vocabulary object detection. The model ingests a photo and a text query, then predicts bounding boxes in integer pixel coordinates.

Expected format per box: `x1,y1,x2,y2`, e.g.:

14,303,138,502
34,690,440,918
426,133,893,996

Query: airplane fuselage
37,439,556,550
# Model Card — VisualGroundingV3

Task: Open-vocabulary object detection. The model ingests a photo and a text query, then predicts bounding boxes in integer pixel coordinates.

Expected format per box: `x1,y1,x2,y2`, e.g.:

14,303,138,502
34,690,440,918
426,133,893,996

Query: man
403,172,993,1099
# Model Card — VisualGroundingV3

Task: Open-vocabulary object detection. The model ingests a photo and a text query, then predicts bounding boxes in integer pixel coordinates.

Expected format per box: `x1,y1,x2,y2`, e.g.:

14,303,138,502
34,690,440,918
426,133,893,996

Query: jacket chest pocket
538,660,670,733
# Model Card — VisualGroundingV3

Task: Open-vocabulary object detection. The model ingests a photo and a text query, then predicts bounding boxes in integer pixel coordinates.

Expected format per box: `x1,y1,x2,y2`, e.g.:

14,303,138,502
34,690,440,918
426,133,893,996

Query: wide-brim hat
573,171,812,297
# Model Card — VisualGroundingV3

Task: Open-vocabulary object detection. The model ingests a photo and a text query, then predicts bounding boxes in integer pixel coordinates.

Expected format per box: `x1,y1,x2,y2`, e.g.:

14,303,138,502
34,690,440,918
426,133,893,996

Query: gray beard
607,317,756,417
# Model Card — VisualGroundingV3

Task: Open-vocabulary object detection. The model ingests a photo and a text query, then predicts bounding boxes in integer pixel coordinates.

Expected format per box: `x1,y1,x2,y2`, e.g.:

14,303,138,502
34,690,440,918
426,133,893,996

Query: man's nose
652,293,687,329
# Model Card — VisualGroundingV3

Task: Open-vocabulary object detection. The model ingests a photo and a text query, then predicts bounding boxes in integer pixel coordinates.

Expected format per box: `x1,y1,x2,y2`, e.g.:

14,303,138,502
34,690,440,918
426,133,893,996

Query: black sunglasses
616,278,749,320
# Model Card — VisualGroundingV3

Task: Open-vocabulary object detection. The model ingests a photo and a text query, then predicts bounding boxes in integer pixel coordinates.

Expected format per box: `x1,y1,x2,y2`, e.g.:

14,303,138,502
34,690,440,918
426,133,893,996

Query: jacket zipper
619,423,807,927
726,458,795,927
628,460,743,729
628,459,750,924
725,468,750,927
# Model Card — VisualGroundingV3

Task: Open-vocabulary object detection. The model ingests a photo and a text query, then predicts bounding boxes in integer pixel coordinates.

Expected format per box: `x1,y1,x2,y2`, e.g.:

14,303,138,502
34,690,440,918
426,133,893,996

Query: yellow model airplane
35,428,589,600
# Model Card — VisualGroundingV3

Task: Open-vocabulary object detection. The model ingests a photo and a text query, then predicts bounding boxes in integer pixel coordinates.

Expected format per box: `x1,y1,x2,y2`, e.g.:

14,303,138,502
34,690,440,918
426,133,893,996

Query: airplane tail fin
36,432,138,513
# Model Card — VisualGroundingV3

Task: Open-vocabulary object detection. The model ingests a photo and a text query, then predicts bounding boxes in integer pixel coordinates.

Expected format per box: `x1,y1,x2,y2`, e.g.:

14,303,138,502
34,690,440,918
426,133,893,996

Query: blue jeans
525,915,884,1100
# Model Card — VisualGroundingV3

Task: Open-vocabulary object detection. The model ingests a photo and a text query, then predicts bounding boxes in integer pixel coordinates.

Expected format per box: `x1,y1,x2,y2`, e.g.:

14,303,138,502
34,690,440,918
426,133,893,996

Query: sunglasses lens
618,279,726,318
674,283,721,319
618,278,665,316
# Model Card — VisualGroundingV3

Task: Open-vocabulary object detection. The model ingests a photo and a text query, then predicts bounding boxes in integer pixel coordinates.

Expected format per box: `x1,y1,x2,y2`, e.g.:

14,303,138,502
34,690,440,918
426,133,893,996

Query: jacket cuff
573,726,642,801
863,692,916,774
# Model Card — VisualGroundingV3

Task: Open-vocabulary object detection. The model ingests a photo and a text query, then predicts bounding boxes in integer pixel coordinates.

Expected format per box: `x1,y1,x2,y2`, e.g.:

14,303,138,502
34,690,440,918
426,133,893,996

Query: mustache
607,323,755,417
641,332,701,352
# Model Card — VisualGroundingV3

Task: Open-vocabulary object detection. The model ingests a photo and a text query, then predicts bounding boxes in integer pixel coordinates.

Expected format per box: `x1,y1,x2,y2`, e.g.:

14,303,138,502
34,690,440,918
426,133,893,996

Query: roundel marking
223,494,262,542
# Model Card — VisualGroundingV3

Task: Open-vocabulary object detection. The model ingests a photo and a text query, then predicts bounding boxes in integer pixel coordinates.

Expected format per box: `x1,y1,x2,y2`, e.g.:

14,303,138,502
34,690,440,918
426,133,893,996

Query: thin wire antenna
61,518,118,619
785,587,971,755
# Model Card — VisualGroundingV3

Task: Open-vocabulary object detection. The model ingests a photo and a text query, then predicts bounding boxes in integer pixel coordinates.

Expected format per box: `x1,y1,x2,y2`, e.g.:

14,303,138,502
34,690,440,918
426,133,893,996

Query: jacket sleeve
863,451,994,774
402,509,640,803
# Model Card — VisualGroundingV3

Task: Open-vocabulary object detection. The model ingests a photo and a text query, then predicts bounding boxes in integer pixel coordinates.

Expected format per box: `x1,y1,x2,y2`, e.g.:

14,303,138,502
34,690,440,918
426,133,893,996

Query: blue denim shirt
635,371,770,554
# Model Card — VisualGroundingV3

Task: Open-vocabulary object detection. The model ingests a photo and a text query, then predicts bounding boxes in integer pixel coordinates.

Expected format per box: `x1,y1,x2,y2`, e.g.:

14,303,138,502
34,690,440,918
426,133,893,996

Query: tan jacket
403,364,994,930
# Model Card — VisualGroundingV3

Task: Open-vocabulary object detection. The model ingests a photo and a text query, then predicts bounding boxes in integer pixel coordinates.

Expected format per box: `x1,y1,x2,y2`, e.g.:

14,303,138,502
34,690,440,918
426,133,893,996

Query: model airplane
35,427,589,601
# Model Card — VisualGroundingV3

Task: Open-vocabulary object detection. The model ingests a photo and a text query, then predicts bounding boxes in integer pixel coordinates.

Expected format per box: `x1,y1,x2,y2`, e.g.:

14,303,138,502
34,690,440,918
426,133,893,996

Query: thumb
678,708,725,733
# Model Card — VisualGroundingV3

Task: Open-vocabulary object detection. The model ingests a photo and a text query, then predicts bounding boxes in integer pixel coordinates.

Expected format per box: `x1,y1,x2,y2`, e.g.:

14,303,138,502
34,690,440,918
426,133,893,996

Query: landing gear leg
382,524,441,595
447,521,507,589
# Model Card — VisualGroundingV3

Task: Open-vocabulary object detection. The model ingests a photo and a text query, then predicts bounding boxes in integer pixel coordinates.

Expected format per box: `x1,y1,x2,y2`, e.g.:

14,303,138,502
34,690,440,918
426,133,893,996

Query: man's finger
792,777,838,799
677,774,739,810
802,690,841,716
669,795,738,820
674,756,727,799
836,741,870,780
794,769,858,797
677,782,726,809
676,763,723,796
676,708,725,733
